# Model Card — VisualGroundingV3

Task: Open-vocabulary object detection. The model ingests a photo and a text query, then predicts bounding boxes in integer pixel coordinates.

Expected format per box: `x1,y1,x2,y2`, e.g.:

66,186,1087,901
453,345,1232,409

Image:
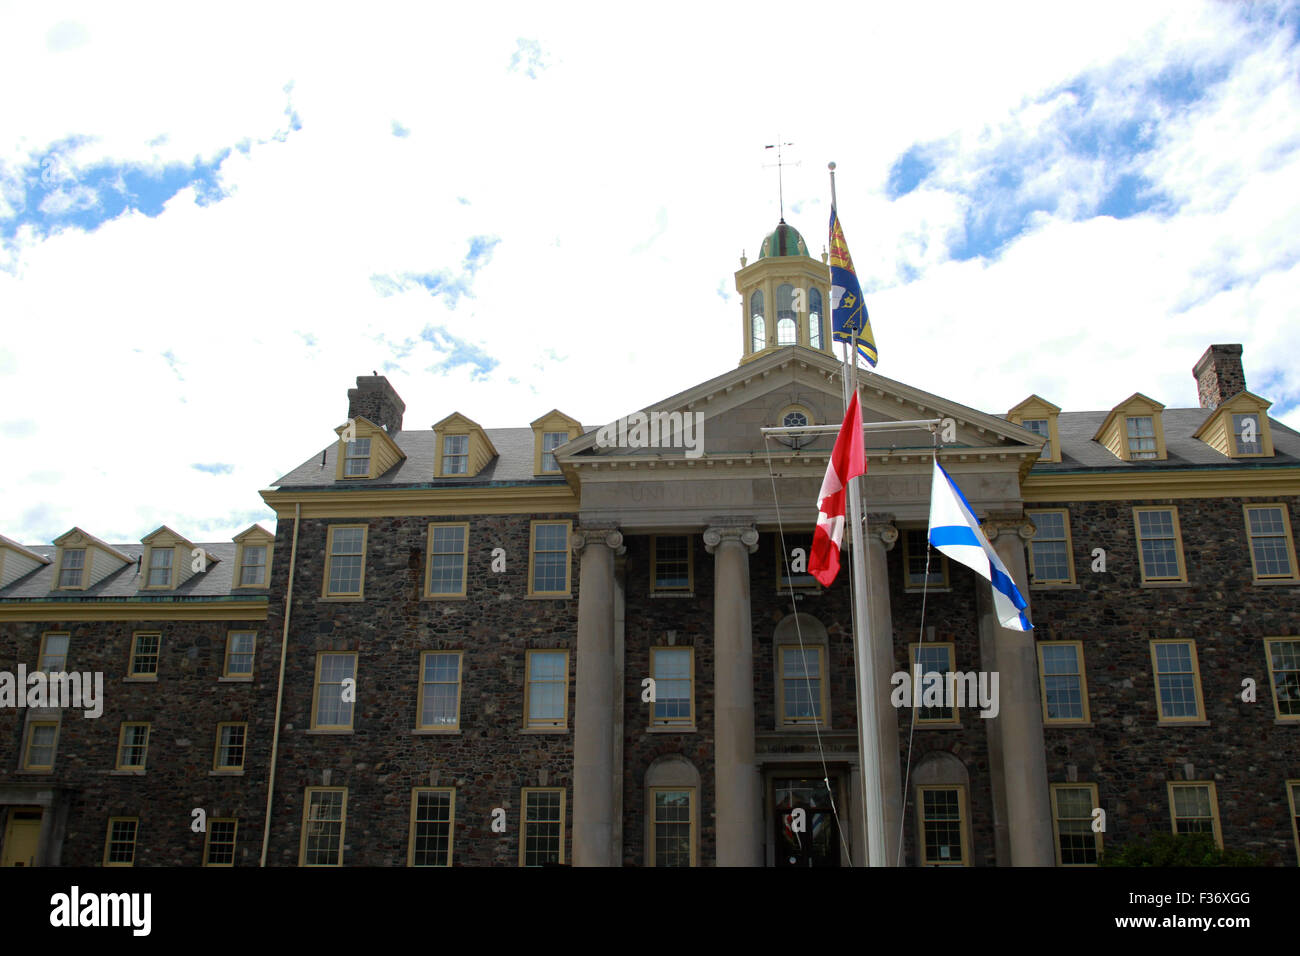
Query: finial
828,161,836,171
740,249,747,267
764,139,799,221
821,246,828,265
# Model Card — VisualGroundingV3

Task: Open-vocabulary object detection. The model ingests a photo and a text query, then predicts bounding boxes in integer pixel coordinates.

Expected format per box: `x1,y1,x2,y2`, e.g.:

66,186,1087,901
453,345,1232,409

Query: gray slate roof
0,542,263,600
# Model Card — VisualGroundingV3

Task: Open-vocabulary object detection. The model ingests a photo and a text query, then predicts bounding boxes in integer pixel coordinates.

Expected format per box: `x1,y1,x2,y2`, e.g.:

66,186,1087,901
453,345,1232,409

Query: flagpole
831,163,888,867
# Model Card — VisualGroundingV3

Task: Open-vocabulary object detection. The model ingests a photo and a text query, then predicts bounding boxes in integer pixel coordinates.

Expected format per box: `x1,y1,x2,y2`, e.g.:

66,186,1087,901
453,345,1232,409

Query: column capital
572,526,624,555
982,515,1035,542
703,524,759,554
866,514,899,551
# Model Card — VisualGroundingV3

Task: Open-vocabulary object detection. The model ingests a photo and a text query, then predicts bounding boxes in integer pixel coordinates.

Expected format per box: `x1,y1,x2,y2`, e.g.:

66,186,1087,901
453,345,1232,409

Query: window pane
412,790,452,866
922,789,963,863
914,645,952,721
39,634,69,671
1268,640,1300,717
653,790,692,867
523,791,563,866
1232,414,1261,454
653,536,690,589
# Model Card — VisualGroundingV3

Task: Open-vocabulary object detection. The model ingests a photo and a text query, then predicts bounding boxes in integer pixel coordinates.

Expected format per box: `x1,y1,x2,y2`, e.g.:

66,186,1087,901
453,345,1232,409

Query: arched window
750,291,765,353
776,284,797,345
809,287,823,348
773,613,830,728
644,755,701,867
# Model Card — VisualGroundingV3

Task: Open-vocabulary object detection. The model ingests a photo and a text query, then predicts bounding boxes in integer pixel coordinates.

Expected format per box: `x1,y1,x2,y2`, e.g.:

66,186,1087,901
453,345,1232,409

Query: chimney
1193,344,1245,411
347,375,406,434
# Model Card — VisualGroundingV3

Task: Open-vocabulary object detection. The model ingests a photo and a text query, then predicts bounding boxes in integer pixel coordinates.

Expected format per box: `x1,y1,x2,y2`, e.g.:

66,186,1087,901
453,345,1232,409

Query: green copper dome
758,220,809,258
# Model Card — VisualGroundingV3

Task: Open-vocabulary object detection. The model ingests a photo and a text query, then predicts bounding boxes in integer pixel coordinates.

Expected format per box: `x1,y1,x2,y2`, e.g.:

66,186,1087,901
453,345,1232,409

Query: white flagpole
831,162,888,867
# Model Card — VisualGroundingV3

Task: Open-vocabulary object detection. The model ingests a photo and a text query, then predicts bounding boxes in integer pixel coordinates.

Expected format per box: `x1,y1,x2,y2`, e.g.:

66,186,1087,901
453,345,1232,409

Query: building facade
2,220,1299,866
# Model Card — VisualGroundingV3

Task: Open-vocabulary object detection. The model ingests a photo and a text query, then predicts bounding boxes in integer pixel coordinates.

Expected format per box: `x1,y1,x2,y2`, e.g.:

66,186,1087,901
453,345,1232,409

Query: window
649,647,693,727
128,632,160,678
1288,781,1300,865
528,521,570,596
1133,507,1187,583
649,788,695,867
58,548,85,588
778,645,827,727
1264,637,1300,720
909,643,957,724
1126,416,1157,459
776,533,819,591
204,819,237,867
783,411,808,428
223,631,255,678
103,817,138,867
1051,784,1101,866
1022,418,1051,460
408,788,455,866
903,529,948,589
426,523,469,597
808,287,822,348
1150,640,1205,722
1038,642,1090,723
323,525,367,597
541,431,566,472
37,632,69,672
417,651,462,730
750,291,765,352
312,652,357,730
442,434,468,474
214,722,247,771
1232,413,1262,455
116,722,150,770
300,788,347,866
146,546,173,588
23,721,58,771
1167,782,1222,848
238,545,267,587
343,437,371,477
651,535,691,592
1244,504,1298,582
519,788,565,866
1027,509,1074,584
524,650,568,729
917,786,969,866
776,283,797,345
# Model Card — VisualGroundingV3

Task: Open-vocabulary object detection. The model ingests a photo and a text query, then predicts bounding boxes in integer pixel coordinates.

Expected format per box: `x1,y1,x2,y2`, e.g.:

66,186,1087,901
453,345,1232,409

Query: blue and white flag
928,460,1032,631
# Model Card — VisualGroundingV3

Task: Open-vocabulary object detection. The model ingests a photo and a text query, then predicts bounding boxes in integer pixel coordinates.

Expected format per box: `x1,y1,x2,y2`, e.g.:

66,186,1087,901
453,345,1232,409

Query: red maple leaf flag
809,391,866,587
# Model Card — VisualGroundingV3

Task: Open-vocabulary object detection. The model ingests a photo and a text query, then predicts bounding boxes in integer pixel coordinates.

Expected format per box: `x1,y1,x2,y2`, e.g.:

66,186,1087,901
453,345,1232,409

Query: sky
2,1,1299,545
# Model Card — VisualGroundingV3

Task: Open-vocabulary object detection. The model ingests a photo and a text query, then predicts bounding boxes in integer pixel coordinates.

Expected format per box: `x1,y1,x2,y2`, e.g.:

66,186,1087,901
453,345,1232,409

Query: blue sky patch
192,462,235,475
370,235,501,307
886,145,935,199
392,120,410,138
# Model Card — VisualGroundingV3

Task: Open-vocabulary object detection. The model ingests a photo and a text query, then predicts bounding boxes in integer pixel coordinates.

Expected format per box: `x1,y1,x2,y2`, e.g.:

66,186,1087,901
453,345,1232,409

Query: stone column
705,523,762,867
865,516,904,867
571,526,622,867
981,518,1054,866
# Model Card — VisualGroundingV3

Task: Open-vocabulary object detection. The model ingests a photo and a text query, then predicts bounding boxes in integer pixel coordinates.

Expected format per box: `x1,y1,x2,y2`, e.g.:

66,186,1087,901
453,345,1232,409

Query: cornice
0,599,268,622
260,484,579,518
1022,466,1300,502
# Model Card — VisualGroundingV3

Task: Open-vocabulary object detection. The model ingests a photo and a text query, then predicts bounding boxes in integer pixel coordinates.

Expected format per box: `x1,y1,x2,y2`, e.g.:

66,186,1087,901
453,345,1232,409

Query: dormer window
1191,390,1273,459
1022,419,1051,460
147,547,174,587
443,435,469,474
343,438,371,477
809,288,822,348
1232,414,1261,455
1093,394,1166,462
232,524,274,589
541,432,566,473
1126,417,1157,459
59,549,85,588
239,545,267,586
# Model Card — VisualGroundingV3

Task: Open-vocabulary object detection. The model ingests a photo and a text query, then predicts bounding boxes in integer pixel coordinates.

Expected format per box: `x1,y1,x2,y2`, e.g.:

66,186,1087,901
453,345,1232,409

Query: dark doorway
773,778,841,867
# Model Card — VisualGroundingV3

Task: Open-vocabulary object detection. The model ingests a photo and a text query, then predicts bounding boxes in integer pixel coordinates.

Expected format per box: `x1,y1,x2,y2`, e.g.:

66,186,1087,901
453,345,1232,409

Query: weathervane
763,139,800,220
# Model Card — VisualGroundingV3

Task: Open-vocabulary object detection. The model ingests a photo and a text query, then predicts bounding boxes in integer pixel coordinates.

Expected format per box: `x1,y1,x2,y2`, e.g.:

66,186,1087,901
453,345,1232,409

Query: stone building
2,219,1299,866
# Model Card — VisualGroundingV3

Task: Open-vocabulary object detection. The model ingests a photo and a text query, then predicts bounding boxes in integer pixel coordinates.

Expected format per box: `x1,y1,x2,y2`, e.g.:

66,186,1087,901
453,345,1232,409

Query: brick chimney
347,375,405,433
1193,344,1246,411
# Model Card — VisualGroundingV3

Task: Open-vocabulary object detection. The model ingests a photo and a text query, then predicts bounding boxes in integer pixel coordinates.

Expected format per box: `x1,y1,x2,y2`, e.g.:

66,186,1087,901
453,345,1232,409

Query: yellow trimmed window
778,645,827,727
541,431,566,473
1232,413,1263,455
1126,416,1157,459
1264,637,1300,720
917,785,969,866
649,647,693,727
223,631,255,678
1007,395,1061,463
649,788,695,867
408,788,455,866
426,523,469,597
519,788,565,866
1244,504,1298,582
300,787,347,866
38,632,69,672
1050,784,1101,866
417,651,462,730
311,652,357,730
1167,782,1222,848
58,548,85,588
238,544,267,587
23,721,59,771
776,533,820,592
343,437,371,477
1022,419,1051,459
103,817,138,866
146,546,174,588
903,529,948,590
1038,642,1090,723
214,722,247,771
651,535,692,592
1133,507,1187,583
909,642,957,725
442,434,469,474
1150,640,1205,722
528,521,571,596
128,632,161,678
204,819,237,867
1027,509,1075,585
116,722,150,770
1288,781,1300,865
524,650,568,729
323,525,367,597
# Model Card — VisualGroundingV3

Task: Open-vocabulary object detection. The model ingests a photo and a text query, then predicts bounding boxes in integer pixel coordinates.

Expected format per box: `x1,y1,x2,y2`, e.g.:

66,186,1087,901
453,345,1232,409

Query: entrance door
773,778,840,867
2,808,43,867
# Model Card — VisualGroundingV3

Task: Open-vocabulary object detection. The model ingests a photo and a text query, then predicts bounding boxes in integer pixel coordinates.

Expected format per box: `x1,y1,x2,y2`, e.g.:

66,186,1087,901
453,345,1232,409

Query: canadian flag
809,391,866,587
